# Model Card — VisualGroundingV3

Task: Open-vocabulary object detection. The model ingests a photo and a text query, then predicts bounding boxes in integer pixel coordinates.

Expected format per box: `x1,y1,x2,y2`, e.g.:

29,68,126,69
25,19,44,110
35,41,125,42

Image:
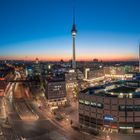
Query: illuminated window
119,105,140,111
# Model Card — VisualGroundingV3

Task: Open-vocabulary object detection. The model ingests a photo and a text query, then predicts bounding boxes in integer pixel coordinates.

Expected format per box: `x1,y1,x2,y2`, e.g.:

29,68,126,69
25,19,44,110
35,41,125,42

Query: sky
0,0,140,61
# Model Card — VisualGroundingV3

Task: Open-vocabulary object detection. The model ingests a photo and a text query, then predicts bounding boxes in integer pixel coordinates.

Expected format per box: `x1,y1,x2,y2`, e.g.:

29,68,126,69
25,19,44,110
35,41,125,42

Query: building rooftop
80,80,140,98
108,86,136,93
81,85,104,95
45,76,65,83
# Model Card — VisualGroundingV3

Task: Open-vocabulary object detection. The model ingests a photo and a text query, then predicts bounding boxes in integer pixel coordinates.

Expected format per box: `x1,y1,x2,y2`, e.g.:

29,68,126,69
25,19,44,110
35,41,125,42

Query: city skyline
1,0,140,61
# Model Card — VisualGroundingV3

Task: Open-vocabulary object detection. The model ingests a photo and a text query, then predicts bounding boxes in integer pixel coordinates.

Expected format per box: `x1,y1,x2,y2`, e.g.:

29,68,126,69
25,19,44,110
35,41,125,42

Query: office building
44,78,67,108
78,80,140,134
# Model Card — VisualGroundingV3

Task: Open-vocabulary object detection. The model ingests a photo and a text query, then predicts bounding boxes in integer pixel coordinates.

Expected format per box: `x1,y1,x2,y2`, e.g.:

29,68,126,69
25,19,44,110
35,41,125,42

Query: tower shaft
72,35,76,69
73,36,76,61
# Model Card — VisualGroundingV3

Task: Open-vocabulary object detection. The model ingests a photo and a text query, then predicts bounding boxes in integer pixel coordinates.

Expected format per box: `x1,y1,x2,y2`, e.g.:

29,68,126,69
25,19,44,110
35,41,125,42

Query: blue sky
0,0,140,61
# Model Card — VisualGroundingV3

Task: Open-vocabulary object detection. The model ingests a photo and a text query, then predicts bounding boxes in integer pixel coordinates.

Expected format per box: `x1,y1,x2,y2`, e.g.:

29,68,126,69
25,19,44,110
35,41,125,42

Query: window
119,105,140,111
79,100,103,108
85,100,90,105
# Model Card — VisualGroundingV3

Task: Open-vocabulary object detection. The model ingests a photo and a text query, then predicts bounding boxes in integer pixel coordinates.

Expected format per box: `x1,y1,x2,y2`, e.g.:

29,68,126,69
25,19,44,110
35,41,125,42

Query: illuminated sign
111,125,117,129
119,127,133,129
104,115,114,121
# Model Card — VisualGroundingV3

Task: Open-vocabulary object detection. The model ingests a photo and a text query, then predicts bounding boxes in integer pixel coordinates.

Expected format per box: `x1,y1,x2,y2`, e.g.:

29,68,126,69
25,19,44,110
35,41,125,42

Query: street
4,76,101,140
3,72,140,140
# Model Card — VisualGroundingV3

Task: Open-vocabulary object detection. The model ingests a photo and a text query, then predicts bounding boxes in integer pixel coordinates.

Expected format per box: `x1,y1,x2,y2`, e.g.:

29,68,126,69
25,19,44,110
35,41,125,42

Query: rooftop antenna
72,0,76,26
73,7,75,25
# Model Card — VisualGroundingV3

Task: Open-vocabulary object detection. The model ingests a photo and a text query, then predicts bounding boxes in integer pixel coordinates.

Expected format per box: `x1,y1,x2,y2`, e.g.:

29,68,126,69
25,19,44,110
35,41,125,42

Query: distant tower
35,57,39,64
71,8,77,69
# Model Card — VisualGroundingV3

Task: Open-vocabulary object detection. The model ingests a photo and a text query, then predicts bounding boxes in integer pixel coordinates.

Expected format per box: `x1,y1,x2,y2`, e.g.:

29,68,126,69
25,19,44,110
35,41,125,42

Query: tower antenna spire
73,7,75,25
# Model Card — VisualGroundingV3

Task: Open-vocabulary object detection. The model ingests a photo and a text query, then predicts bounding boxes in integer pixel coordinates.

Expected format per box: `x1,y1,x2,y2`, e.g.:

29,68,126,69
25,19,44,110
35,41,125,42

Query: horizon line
0,58,139,62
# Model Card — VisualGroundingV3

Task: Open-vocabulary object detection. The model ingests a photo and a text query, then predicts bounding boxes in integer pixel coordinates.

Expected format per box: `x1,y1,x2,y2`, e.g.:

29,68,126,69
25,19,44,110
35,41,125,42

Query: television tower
71,8,77,69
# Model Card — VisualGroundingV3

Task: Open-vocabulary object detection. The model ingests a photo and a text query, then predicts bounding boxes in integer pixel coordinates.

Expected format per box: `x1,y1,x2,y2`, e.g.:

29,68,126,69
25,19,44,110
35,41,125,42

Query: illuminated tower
71,8,77,69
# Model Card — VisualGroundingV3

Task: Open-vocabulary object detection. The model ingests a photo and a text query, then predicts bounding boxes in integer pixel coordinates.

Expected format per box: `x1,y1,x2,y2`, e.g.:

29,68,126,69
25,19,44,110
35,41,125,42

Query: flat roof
46,78,65,82
80,80,140,98
81,85,104,95
108,86,136,93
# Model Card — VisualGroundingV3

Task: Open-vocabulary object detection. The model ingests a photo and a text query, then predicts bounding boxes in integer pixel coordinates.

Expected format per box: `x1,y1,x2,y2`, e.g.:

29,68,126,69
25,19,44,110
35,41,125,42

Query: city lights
0,0,140,140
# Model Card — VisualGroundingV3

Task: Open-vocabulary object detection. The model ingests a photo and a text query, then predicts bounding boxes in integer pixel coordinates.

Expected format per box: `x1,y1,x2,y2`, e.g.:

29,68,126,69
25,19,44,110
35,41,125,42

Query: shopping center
78,79,140,133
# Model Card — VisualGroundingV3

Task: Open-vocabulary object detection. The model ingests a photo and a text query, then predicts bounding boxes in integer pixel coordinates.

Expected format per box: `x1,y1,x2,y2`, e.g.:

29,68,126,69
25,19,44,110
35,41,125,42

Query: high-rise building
71,8,77,69
44,77,67,108
33,58,41,76
65,69,77,88
26,66,33,77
